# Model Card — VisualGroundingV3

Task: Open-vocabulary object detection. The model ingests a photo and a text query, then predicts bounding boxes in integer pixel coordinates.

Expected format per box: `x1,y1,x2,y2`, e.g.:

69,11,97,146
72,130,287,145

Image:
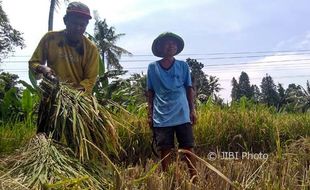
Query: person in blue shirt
147,32,197,179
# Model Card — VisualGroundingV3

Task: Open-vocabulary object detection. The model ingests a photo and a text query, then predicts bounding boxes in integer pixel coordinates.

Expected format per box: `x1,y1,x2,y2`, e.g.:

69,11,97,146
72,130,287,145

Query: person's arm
186,86,197,125
29,33,54,78
147,90,154,128
184,61,197,125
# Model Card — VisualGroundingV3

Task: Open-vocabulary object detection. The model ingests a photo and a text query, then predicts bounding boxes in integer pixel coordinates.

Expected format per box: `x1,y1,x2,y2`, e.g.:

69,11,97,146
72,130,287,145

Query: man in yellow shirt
29,1,99,135
29,1,99,93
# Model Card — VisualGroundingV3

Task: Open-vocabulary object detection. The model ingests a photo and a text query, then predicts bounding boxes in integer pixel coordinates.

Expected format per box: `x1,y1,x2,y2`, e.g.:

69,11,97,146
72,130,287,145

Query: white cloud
2,0,310,102
275,31,310,50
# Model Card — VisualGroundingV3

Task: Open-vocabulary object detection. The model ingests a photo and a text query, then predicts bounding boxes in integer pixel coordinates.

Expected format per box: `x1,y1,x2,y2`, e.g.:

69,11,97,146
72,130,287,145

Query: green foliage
231,71,256,101
113,98,310,164
117,113,153,165
0,2,25,61
195,99,310,155
230,72,310,112
0,99,309,189
186,58,221,102
94,70,147,115
21,89,32,115
0,72,21,121
110,73,147,113
277,83,286,110
21,88,38,127
286,80,310,113
94,69,127,99
260,74,279,107
239,71,254,98
0,121,36,153
91,12,132,70
0,72,39,122
231,77,238,101
1,87,21,120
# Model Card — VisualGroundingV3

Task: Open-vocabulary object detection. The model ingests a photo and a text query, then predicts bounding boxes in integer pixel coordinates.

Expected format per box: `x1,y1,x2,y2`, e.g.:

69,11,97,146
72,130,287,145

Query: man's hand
36,65,58,82
72,84,85,91
148,115,153,128
147,90,154,129
36,65,54,76
190,111,197,125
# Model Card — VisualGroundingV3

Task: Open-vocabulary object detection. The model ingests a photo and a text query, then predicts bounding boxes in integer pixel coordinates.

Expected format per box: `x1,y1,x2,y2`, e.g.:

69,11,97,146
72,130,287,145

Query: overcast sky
2,0,310,101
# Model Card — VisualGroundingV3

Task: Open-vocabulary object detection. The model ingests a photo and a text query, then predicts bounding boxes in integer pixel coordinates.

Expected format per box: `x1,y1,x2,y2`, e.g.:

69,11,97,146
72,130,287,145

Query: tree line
0,1,309,124
231,71,310,112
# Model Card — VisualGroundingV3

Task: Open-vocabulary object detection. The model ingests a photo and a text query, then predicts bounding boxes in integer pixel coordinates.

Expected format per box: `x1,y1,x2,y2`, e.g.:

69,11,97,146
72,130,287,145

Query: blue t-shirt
147,59,192,127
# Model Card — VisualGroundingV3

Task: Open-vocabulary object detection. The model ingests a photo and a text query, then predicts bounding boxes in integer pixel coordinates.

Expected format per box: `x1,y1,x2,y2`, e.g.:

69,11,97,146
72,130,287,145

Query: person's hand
36,65,54,76
72,84,85,91
148,115,153,128
190,110,197,125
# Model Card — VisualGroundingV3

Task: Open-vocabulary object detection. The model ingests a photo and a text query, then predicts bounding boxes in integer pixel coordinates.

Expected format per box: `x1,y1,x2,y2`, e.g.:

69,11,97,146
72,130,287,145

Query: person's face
161,39,178,58
65,15,89,41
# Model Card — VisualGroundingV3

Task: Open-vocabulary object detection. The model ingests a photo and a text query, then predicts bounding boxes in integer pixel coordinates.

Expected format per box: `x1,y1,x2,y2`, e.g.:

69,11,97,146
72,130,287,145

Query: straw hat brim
151,32,184,57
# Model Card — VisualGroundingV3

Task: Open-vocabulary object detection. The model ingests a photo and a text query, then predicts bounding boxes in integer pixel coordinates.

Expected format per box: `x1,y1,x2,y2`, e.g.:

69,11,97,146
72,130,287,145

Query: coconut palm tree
298,80,310,112
286,81,310,112
48,0,69,31
92,11,132,71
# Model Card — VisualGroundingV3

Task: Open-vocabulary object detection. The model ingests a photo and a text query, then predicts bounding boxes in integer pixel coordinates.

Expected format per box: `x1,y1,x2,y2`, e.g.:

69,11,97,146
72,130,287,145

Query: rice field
0,96,309,189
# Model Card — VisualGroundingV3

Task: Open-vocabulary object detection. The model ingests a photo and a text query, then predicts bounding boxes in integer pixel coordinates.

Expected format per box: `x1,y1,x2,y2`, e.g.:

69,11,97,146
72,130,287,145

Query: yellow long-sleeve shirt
29,30,99,93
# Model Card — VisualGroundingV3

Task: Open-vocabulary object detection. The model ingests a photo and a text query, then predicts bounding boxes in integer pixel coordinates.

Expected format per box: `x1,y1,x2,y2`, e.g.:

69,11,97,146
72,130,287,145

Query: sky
1,0,310,102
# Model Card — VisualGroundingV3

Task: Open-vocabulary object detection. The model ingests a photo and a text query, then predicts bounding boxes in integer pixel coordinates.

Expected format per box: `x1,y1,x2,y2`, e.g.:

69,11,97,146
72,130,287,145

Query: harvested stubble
38,78,123,162
0,134,112,189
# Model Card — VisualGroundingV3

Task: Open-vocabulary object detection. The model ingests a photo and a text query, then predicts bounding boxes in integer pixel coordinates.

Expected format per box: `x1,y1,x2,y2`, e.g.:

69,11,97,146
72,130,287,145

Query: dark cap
151,32,184,57
66,1,92,19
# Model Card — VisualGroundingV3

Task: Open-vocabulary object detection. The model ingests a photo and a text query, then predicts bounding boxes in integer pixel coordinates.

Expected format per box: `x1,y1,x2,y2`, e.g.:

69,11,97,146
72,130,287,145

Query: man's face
65,15,89,41
161,39,178,57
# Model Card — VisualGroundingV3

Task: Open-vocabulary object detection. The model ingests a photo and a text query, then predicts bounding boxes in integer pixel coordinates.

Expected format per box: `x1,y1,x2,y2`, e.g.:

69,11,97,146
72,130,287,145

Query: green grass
0,121,36,154
117,103,310,164
0,101,309,189
194,103,310,155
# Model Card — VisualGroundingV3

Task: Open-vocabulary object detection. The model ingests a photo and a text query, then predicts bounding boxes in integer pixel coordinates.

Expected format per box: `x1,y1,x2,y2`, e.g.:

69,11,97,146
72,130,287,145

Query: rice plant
38,78,128,162
0,121,36,154
0,134,113,189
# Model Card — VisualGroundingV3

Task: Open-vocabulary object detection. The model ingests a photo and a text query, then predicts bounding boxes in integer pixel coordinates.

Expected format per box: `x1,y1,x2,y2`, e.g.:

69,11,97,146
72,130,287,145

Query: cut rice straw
178,149,238,189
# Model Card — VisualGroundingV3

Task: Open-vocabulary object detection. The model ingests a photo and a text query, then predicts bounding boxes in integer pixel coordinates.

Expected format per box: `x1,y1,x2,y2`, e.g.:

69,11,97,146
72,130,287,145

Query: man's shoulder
174,59,189,69
175,59,187,65
149,61,158,65
148,61,158,68
39,31,68,45
44,30,63,37
83,36,98,49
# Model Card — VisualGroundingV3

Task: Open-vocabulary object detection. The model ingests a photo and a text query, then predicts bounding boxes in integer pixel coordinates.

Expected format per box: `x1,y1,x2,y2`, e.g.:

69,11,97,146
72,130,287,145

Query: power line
6,48,310,57
203,58,310,67
3,63,310,74
90,49,310,57
117,61,310,71
4,56,310,66
193,52,310,60
2,49,310,79
206,65,310,73
180,49,310,56
219,74,310,82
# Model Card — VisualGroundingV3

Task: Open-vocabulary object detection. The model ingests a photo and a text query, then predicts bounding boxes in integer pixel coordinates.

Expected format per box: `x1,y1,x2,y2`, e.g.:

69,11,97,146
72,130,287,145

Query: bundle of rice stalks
38,78,126,162
0,134,113,189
